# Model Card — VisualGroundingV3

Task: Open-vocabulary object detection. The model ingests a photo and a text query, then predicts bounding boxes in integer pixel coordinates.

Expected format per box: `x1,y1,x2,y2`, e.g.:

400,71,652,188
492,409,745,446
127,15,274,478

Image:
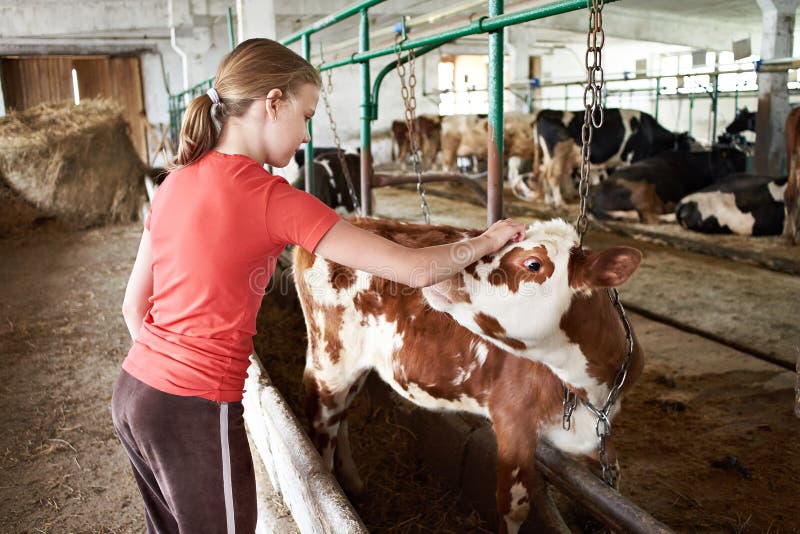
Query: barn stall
1,0,799,533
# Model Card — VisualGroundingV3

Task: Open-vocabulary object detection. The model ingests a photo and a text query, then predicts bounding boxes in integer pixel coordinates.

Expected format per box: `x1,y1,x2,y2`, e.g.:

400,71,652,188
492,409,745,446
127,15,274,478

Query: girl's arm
122,229,154,341
314,218,526,288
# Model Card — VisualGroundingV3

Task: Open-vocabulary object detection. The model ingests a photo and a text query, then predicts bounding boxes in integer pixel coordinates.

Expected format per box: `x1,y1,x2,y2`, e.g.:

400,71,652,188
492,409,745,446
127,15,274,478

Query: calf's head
421,219,642,356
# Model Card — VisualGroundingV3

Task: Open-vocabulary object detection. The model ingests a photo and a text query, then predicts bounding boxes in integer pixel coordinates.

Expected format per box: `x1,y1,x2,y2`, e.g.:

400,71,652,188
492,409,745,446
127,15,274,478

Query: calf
292,150,362,213
676,175,787,236
391,114,442,170
294,217,643,534
784,107,800,244
590,148,746,223
440,113,540,200
534,109,695,207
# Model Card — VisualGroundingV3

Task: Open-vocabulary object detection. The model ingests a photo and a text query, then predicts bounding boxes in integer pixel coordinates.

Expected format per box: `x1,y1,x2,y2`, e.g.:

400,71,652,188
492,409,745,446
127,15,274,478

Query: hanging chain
319,53,362,216
562,289,633,488
576,0,605,246
395,40,430,224
562,0,634,489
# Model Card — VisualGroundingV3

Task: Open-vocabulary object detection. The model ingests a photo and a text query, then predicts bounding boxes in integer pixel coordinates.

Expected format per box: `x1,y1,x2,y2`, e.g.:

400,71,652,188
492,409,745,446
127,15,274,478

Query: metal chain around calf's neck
560,0,636,489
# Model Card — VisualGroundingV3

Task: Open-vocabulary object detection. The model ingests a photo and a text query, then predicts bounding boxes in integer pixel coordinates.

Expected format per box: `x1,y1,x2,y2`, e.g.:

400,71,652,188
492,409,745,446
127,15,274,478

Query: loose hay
0,99,146,233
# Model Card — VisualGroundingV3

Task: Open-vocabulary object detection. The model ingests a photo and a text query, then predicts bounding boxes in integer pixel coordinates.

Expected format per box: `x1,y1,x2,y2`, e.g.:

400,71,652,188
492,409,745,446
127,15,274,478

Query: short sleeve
265,181,340,252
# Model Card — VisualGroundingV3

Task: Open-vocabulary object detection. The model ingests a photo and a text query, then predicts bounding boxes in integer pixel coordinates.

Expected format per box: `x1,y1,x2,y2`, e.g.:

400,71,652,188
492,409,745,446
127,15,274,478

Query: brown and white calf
294,218,644,534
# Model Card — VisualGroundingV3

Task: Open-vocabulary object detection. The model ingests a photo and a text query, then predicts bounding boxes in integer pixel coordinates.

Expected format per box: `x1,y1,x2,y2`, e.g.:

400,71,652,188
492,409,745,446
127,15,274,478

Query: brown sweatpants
111,369,257,534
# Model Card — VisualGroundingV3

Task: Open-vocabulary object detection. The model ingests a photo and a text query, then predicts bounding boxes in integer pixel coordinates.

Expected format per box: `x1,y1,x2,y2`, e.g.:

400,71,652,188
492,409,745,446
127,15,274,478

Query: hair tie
207,88,220,104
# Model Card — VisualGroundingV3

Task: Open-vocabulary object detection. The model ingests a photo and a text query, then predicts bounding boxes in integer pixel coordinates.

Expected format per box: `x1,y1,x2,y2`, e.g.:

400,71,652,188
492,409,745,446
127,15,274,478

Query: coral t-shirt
123,150,340,402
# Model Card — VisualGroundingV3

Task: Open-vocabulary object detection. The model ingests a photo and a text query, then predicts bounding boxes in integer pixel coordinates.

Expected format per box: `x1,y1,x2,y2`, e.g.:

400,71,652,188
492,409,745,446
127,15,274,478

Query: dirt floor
0,224,294,534
1,185,798,533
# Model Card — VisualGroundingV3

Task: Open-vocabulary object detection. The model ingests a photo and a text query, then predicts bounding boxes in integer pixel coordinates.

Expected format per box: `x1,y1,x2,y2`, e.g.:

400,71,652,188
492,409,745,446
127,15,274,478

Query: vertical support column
236,0,276,40
303,33,315,195
360,8,373,216
507,27,531,113
487,0,504,226
755,0,799,175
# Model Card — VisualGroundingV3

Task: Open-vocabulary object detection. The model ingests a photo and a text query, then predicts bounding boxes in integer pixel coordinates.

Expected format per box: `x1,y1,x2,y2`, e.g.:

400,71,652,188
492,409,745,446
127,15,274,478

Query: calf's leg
303,367,369,495
494,419,570,534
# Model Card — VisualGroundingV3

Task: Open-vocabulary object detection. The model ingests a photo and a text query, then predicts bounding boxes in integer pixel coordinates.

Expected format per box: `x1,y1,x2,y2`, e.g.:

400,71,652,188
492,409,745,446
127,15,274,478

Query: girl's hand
481,219,527,253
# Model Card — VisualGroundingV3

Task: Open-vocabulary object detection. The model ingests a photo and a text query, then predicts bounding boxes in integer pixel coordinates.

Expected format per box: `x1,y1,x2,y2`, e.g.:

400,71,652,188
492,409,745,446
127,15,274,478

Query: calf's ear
579,246,642,288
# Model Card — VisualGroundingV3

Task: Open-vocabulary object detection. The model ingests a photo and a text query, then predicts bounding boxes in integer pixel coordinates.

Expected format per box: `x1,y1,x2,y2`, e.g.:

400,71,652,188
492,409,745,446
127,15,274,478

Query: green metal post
487,0,503,225
734,87,739,114
226,6,235,51
712,74,719,143
564,85,568,110
527,83,534,113
303,33,315,196
360,8,373,216
688,92,694,136
655,77,661,121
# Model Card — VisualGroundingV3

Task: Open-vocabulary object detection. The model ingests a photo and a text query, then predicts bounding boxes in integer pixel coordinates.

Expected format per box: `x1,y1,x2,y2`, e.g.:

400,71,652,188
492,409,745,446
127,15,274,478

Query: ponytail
168,38,321,171
169,93,220,170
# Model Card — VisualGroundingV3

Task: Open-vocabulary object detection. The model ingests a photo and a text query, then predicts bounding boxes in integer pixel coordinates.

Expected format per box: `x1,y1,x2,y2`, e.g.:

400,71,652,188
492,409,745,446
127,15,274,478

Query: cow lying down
294,217,644,534
676,174,787,236
589,148,746,223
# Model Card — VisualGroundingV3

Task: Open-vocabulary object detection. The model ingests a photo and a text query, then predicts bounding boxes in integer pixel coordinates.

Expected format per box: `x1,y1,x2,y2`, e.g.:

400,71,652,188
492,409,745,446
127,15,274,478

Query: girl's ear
265,88,283,121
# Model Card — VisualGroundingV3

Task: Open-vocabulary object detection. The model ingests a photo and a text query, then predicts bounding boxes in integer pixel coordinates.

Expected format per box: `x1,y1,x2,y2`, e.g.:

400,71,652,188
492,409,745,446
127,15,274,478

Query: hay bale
0,178,50,236
0,99,146,230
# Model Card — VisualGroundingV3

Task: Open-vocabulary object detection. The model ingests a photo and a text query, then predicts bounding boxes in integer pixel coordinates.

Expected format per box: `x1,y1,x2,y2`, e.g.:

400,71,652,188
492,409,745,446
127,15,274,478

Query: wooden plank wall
0,57,73,110
73,56,148,162
1,55,148,163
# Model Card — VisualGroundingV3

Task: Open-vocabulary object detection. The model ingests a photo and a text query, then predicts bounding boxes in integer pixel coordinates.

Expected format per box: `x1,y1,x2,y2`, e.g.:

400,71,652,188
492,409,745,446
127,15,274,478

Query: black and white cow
717,108,756,148
533,108,695,206
292,149,362,213
589,148,747,223
676,175,787,236
293,146,349,168
725,108,756,135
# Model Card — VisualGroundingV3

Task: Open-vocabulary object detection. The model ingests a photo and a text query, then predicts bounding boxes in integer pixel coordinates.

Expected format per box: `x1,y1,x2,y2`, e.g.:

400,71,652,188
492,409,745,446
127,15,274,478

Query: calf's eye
524,258,541,272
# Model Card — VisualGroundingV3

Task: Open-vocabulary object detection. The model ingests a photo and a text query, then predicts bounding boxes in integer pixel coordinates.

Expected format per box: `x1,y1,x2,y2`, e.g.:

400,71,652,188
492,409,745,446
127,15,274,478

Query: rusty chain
394,40,430,224
319,53,362,216
561,0,636,489
575,0,605,245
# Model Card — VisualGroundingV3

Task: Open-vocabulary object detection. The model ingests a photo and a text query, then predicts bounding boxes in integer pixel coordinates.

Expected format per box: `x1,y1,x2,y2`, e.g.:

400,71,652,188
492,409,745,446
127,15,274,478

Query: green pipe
281,0,386,45
303,33,315,196
527,84,534,113
487,0,503,225
734,87,739,113
371,43,441,118
688,92,694,136
226,6,235,51
319,0,620,71
360,9,373,216
654,77,660,120
712,74,719,143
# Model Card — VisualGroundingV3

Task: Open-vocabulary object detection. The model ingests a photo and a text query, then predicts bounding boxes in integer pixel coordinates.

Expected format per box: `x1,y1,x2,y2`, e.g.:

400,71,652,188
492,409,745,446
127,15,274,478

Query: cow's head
421,219,642,355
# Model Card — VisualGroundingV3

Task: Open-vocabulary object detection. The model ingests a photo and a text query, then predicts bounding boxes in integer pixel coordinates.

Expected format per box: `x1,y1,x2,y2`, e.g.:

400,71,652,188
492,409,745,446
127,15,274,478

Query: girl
113,38,525,533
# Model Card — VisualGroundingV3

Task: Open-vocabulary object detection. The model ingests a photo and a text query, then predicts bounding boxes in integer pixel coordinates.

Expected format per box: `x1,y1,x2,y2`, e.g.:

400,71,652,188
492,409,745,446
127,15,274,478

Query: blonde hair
169,38,321,170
